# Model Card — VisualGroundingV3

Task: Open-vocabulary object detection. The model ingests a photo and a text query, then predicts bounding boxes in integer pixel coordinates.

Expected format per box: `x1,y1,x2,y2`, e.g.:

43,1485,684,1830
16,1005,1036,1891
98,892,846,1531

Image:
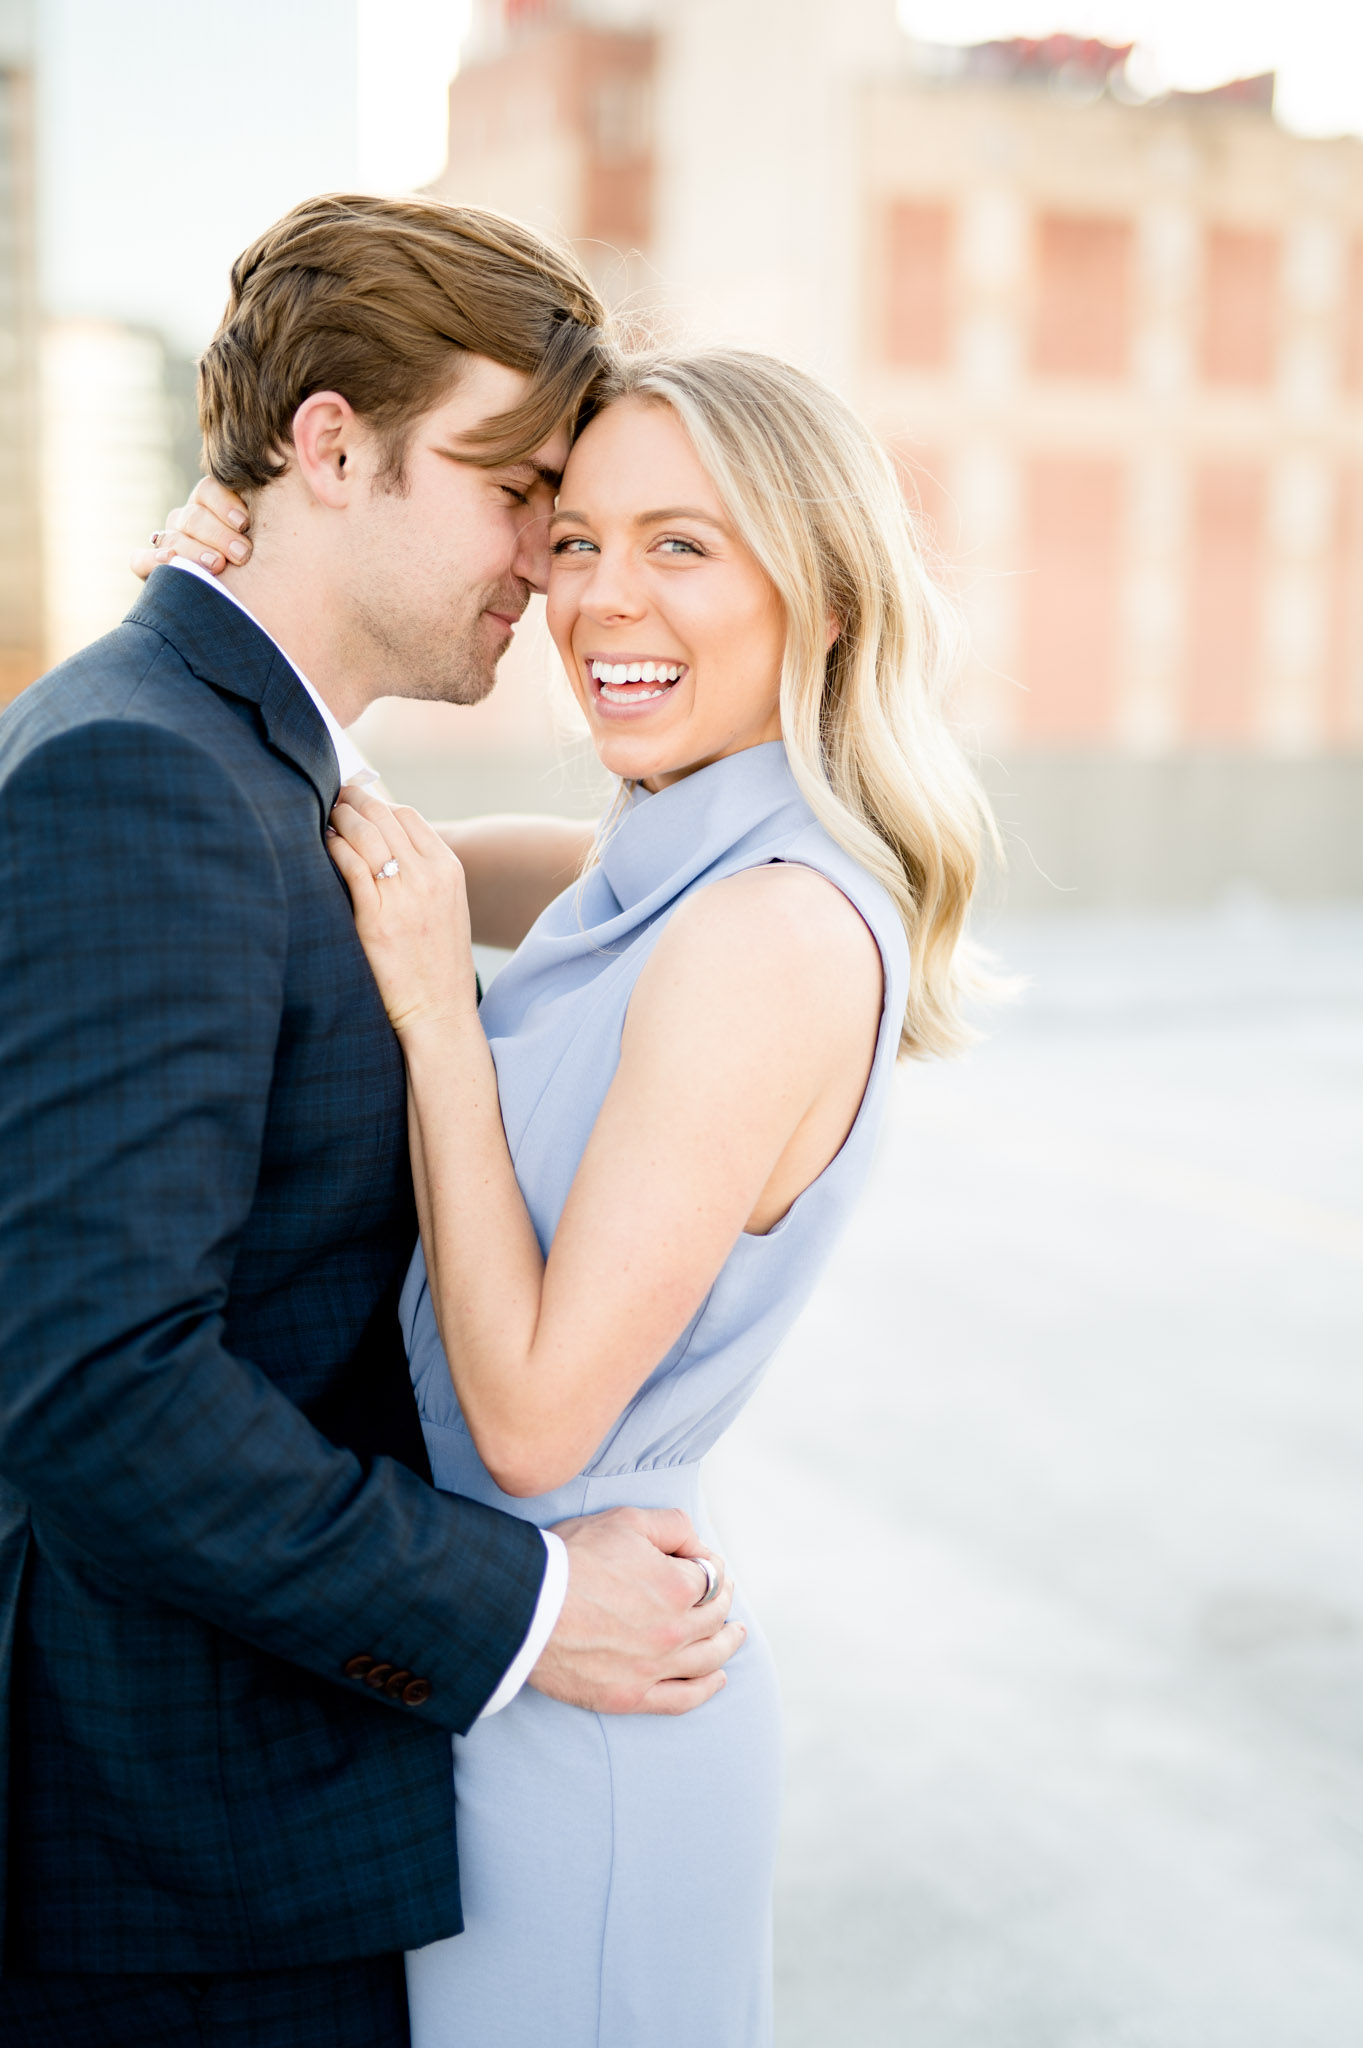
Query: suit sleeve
0,721,546,1733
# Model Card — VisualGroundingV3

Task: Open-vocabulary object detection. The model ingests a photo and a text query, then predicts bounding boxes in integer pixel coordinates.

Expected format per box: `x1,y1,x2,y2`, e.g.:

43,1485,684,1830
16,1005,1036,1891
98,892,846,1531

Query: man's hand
529,1506,743,1716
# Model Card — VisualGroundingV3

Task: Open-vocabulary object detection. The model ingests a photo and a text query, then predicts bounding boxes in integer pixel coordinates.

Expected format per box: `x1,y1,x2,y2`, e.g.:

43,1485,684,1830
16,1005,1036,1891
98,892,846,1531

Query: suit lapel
126,567,341,823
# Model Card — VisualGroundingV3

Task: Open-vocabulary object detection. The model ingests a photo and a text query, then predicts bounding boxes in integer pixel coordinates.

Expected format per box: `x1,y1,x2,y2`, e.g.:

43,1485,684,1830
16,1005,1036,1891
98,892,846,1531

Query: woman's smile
548,395,787,789
586,654,689,716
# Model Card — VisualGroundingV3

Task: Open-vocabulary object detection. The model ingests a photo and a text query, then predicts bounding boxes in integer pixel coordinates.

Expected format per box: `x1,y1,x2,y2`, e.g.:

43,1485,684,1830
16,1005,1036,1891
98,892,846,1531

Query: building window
1199,227,1279,387
1342,240,1363,394
1185,463,1266,739
1018,456,1124,742
589,74,651,163
884,202,950,369
1031,215,1132,378
1327,466,1363,744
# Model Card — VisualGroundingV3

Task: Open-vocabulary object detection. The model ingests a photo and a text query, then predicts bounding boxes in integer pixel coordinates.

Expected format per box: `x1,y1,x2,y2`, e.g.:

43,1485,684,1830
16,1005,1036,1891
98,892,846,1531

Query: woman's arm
328,786,882,1499
438,816,595,950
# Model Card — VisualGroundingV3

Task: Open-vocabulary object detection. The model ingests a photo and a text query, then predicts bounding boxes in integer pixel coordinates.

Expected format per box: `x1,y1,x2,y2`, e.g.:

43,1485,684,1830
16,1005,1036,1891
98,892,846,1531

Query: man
0,193,739,2045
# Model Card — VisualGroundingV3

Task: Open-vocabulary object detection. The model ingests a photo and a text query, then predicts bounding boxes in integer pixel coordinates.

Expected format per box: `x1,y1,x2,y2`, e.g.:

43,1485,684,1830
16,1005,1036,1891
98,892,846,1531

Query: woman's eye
551,536,597,555
656,536,703,556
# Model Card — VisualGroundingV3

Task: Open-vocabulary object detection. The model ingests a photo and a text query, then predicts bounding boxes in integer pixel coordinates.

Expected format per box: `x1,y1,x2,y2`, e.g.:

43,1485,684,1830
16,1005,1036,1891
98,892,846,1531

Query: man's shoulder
0,619,256,788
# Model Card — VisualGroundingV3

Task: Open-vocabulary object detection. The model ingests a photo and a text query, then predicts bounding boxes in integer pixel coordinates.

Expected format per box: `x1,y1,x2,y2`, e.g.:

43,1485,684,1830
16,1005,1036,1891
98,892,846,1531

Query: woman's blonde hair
594,348,999,1059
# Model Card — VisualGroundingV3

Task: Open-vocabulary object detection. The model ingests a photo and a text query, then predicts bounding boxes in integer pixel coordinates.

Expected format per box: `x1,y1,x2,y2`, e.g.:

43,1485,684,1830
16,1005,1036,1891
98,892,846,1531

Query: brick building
417,0,1363,899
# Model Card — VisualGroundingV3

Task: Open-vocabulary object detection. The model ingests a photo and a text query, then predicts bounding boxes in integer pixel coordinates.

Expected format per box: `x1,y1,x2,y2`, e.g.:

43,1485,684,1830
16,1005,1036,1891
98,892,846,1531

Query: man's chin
390,654,500,709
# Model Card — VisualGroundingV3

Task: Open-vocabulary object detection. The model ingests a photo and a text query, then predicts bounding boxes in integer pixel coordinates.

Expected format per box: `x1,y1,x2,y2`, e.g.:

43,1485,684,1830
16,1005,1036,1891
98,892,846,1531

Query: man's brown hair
198,192,612,493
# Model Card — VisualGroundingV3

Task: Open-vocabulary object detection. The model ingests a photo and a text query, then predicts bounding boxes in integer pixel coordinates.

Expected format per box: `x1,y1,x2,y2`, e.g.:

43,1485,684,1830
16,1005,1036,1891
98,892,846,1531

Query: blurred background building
8,0,1363,896
0,0,41,704
422,0,1363,901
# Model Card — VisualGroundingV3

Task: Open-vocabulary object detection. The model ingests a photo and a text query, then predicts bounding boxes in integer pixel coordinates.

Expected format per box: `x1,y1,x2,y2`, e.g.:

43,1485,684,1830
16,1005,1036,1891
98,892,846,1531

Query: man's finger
665,1551,733,1631
635,1671,729,1717
623,1505,698,1556
658,1621,746,1683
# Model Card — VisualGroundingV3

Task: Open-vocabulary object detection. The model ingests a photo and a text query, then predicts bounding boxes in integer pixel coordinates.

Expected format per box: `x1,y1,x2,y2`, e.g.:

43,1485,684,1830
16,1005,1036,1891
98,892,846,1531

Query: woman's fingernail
199,550,219,568
325,825,337,837
227,539,249,563
227,508,247,530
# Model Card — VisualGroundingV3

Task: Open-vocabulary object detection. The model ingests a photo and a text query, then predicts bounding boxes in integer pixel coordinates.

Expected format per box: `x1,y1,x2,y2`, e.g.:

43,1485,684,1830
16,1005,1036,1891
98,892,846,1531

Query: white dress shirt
167,557,568,1715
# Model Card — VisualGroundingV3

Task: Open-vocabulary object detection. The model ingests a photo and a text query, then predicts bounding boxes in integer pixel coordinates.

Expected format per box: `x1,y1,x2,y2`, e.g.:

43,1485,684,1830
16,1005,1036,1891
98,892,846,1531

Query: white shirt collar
167,557,378,789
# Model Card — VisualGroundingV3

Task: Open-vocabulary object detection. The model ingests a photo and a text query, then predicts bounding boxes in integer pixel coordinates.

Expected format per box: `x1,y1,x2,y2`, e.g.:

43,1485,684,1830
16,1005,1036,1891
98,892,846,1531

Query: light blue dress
401,741,908,2048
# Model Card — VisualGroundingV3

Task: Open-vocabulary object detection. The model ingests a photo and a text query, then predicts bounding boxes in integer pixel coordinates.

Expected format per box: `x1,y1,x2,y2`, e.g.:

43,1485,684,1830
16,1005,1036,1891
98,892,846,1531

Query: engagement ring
375,859,400,881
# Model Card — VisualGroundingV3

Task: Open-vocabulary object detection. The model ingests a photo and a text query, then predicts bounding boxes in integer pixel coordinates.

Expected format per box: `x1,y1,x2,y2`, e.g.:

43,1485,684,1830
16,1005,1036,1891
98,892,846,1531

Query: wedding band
691,1556,721,1607
375,858,400,881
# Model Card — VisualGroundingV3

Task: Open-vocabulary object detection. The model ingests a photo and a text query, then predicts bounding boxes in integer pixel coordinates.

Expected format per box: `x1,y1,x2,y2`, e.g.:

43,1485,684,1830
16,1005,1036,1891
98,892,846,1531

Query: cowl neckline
595,741,806,916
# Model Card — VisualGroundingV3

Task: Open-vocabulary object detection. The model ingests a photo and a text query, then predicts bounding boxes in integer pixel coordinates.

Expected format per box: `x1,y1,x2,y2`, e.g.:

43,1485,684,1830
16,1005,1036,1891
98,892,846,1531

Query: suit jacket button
402,1678,432,1707
384,1669,413,1699
365,1663,394,1690
344,1655,375,1681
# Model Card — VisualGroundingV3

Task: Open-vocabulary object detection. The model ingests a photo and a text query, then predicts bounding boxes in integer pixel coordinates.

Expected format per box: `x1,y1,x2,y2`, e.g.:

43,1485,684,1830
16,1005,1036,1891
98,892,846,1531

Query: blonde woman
152,349,994,2047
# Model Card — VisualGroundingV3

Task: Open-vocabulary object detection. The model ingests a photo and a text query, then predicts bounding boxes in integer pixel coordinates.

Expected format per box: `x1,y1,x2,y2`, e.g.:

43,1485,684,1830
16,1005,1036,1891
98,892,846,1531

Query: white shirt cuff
476,1529,569,1719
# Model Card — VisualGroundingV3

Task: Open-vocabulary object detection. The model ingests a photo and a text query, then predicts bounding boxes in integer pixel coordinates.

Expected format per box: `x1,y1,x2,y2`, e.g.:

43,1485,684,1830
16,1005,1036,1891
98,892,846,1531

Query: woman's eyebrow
632,507,726,528
548,505,726,527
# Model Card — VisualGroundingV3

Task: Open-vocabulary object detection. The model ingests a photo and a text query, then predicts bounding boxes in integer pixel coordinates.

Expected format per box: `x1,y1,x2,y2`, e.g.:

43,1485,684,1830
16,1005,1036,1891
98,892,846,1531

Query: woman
145,348,995,2046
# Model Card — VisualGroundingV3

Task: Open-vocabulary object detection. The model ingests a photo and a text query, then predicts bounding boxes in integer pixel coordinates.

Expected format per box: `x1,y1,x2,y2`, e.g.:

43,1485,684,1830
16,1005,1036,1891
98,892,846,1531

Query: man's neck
211,522,373,730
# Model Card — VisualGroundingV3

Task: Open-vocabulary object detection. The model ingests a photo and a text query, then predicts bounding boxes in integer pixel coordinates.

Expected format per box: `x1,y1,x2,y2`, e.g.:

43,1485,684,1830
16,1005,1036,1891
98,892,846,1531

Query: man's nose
512,517,553,596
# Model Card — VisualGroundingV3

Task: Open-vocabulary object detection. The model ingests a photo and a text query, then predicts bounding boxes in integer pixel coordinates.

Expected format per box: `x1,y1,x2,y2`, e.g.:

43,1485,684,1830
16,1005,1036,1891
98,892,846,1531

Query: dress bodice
401,741,908,1515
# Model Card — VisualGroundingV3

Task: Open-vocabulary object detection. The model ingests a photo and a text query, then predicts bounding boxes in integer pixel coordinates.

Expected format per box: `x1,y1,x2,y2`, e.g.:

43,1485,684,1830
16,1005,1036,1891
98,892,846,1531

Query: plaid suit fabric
0,1951,408,2046
0,569,548,1974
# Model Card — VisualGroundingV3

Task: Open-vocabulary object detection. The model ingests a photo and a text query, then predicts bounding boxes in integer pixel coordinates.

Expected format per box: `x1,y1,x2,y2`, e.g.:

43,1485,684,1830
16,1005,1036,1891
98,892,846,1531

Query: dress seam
594,1711,617,2048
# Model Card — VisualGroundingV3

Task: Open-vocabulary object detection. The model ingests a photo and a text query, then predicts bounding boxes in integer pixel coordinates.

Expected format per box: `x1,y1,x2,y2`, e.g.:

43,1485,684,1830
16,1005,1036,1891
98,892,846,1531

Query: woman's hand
129,477,253,582
327,786,479,1035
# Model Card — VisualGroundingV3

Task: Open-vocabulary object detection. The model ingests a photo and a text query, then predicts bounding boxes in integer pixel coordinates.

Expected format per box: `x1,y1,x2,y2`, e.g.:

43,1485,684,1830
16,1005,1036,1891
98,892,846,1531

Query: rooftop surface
707,900,1363,2047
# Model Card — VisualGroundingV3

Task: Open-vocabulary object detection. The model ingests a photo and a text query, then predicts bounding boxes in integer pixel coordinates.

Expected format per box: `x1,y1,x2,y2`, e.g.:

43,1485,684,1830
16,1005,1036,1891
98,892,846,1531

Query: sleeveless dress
400,740,908,2048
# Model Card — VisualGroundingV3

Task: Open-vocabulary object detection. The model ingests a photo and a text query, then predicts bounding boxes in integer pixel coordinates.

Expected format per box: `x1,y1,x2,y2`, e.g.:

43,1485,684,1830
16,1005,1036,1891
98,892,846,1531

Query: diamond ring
375,858,400,881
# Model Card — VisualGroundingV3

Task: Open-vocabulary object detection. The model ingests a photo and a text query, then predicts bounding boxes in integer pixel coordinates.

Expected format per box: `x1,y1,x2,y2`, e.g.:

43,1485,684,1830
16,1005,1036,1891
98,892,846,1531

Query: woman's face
546,398,786,791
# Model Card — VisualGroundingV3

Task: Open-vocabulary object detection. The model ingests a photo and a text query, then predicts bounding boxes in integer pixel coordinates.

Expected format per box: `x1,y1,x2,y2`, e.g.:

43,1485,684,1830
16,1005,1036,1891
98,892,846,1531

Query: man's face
340,355,568,705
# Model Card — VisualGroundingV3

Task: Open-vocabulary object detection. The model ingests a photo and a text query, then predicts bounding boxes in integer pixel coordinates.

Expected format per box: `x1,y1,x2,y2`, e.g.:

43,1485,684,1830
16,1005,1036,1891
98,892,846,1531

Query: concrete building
0,0,42,705
420,2,1363,903
40,318,187,667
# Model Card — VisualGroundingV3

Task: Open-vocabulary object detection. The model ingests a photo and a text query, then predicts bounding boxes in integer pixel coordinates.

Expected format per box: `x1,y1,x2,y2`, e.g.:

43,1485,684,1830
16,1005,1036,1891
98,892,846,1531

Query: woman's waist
418,1417,703,1529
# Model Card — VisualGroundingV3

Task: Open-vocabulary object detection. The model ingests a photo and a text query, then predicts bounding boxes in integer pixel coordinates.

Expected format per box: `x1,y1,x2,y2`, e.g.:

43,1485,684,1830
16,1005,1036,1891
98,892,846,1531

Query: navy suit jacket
0,567,547,1974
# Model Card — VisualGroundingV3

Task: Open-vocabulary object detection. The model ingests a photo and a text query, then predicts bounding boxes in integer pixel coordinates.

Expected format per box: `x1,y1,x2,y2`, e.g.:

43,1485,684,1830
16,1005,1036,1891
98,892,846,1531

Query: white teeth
600,682,664,702
588,659,684,690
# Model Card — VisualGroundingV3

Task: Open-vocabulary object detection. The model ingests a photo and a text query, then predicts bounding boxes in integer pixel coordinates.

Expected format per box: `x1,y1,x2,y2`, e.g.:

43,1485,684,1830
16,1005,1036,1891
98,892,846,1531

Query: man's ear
290,391,360,510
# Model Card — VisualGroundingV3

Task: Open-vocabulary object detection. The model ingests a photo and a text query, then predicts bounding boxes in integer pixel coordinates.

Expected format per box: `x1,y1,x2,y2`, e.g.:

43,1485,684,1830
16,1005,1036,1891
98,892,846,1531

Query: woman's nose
579,554,645,622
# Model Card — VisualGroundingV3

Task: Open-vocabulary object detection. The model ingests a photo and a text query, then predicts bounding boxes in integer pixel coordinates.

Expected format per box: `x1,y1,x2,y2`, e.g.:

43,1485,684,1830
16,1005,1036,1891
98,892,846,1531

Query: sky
35,0,469,352
35,0,1363,357
897,0,1363,139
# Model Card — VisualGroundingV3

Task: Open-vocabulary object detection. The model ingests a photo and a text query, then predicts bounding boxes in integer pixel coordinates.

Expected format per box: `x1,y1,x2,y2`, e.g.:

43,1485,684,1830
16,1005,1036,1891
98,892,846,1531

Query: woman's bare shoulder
635,861,884,1051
